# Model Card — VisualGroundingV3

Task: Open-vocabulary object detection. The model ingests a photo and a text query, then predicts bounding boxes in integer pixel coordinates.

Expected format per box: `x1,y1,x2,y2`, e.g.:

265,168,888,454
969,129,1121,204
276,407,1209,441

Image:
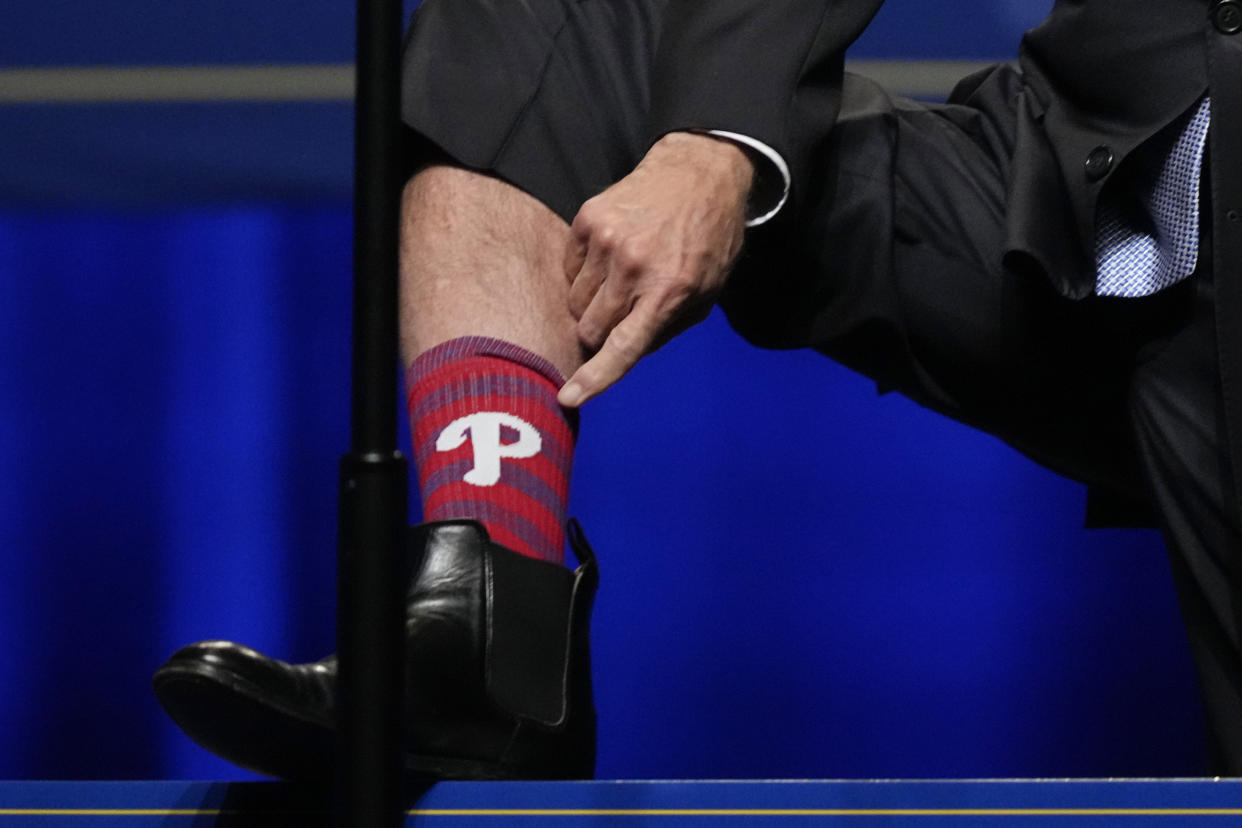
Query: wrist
650,131,755,200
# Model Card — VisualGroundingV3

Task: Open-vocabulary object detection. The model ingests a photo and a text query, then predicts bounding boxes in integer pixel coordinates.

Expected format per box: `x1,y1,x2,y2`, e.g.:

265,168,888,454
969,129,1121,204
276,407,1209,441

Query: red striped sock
406,337,574,564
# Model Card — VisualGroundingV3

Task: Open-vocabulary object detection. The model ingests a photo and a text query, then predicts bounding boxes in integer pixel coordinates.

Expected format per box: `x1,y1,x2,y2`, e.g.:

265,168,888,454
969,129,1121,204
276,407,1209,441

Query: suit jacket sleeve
647,0,884,214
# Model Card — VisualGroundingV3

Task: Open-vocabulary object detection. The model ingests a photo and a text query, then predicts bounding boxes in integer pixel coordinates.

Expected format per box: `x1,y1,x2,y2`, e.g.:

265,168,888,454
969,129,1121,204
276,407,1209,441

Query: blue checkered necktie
1095,96,1212,297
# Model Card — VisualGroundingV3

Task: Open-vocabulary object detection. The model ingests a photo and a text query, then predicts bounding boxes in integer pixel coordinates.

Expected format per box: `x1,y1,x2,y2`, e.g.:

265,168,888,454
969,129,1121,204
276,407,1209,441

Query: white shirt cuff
706,130,792,227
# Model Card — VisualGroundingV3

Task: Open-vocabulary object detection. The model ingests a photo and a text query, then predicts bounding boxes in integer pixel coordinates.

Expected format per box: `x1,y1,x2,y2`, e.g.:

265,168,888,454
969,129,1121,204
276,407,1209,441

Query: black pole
336,0,408,822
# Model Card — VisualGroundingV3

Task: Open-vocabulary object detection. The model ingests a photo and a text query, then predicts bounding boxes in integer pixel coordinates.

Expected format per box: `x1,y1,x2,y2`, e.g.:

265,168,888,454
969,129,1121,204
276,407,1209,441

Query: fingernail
558,381,584,408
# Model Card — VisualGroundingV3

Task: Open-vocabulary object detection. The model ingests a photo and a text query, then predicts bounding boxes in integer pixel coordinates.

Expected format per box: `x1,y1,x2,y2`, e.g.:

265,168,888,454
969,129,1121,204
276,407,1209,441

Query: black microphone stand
336,0,408,823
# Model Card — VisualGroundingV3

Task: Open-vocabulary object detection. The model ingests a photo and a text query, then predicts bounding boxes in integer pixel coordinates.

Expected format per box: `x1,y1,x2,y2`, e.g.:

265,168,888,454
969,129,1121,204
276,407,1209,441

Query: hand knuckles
572,204,603,236
589,223,621,251
607,325,645,361
612,240,649,273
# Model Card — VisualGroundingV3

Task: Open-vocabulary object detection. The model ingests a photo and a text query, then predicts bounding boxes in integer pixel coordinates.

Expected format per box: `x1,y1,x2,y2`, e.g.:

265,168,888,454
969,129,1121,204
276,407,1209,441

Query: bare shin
399,166,583,382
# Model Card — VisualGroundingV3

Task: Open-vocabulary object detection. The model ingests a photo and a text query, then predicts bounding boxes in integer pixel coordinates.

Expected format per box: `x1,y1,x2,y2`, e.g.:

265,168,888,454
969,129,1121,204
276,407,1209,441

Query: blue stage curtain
0,204,1205,781
0,206,349,779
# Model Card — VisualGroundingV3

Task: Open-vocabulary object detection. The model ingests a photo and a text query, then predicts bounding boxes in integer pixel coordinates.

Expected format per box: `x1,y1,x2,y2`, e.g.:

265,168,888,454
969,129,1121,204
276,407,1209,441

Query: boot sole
153,661,334,781
154,662,582,782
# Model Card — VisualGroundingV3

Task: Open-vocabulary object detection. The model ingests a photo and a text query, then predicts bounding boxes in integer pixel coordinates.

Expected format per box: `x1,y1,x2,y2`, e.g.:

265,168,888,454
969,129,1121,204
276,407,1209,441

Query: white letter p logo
435,412,542,486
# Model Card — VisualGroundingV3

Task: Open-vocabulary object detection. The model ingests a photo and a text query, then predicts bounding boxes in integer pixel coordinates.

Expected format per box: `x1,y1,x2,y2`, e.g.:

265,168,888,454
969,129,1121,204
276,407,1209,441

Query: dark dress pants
401,0,1242,774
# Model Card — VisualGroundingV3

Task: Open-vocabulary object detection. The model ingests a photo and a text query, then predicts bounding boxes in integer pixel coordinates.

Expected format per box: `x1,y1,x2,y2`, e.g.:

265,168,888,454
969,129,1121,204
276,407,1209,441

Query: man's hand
557,131,754,408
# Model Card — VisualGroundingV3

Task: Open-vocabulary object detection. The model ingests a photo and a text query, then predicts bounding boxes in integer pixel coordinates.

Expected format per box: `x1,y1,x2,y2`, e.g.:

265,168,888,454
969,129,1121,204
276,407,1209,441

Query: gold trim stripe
3,806,1242,817
0,810,222,816
412,808,1242,817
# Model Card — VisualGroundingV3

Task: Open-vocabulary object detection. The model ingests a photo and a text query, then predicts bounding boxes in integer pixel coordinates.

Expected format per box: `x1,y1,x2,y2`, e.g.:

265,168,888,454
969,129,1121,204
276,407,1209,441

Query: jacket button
1085,145,1114,181
1212,0,1242,34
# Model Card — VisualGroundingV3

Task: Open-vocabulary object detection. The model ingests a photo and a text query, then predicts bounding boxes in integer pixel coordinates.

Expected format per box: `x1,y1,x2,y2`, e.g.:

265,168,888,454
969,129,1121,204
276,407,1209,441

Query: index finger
557,299,661,408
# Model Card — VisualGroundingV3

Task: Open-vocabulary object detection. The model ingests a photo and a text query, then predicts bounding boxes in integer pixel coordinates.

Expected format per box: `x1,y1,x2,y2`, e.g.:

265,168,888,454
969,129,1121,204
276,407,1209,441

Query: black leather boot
152,520,598,781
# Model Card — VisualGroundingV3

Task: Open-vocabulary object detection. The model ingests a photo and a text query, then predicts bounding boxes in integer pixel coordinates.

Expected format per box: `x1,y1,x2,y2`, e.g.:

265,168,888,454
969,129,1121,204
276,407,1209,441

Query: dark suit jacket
649,0,1229,284
652,0,1242,520
1019,0,1242,521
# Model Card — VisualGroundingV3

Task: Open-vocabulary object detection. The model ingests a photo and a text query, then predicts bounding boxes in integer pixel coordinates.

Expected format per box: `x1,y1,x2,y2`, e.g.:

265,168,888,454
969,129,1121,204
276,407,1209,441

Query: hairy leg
399,164,583,379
